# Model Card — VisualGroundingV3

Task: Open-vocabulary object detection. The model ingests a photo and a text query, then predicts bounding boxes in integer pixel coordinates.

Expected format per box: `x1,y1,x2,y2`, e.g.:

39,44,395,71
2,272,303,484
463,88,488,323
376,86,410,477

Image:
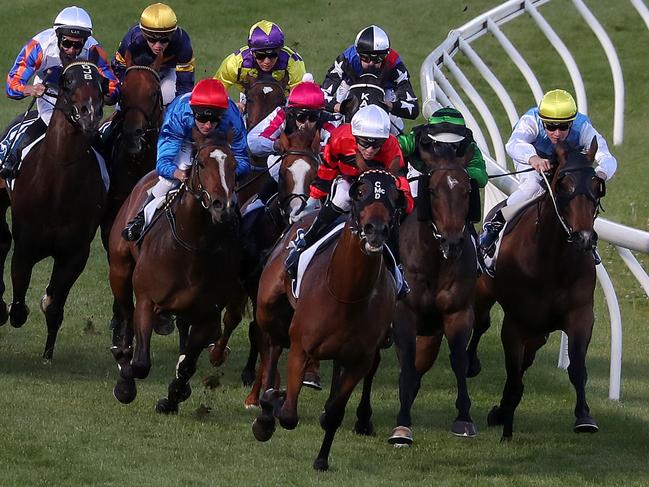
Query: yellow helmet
538,89,577,123
140,3,177,38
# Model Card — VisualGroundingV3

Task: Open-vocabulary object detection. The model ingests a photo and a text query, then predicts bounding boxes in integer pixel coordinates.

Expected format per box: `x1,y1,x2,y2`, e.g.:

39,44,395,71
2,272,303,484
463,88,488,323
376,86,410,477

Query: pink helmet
287,82,325,110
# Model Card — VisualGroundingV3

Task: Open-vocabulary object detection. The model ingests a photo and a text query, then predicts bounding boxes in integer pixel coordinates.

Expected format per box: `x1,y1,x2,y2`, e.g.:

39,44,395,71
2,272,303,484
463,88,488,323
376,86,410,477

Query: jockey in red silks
1,6,119,179
285,104,414,297
244,79,339,214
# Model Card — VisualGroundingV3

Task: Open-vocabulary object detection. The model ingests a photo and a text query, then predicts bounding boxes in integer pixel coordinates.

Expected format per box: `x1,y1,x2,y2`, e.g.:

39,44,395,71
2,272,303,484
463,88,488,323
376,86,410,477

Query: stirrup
285,229,307,278
121,213,145,242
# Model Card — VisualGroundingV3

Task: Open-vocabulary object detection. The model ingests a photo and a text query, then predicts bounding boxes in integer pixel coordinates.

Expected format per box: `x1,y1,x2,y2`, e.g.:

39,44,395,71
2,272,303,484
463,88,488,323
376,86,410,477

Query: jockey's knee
151,177,177,198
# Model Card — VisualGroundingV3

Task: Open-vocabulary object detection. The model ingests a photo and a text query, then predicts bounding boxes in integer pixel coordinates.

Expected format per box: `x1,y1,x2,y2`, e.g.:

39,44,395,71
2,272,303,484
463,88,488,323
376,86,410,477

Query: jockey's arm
286,53,306,91
247,107,283,157
505,113,542,167
578,122,617,181
321,53,348,112
467,141,488,188
388,61,419,120
309,142,341,199
89,43,120,105
6,39,43,99
213,53,241,92
174,31,195,96
156,98,188,180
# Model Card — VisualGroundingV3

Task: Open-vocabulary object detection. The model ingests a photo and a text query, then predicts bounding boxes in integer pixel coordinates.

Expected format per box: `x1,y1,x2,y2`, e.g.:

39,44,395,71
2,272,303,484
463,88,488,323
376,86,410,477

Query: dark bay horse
2,62,107,359
389,140,478,445
251,169,405,471
468,139,604,441
100,54,162,251
109,128,242,412
210,127,322,389
339,72,388,123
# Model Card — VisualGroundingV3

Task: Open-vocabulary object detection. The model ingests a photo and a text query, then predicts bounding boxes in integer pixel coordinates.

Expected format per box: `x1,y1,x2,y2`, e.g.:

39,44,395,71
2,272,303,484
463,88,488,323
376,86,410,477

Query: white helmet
351,105,391,139
53,6,93,38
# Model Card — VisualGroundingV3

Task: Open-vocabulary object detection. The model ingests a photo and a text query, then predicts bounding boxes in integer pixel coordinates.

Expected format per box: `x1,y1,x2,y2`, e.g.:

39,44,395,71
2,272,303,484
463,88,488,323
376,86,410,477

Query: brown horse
388,141,478,445
100,54,163,251
467,139,604,441
1,62,107,359
211,127,321,387
108,128,241,412
251,169,405,471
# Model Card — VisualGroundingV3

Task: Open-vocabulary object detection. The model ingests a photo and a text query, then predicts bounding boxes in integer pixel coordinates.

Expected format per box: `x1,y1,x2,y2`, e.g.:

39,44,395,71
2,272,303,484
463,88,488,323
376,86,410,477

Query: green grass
1,0,649,485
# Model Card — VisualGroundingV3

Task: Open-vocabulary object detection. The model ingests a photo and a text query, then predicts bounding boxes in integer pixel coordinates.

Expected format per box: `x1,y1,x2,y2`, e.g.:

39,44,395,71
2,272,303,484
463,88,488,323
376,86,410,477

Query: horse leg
354,350,380,436
445,309,476,437
130,298,155,380
275,336,309,432
0,190,11,325
41,249,90,360
389,307,421,445
487,317,525,441
210,294,246,367
467,279,496,378
176,316,190,352
313,361,370,471
566,308,598,433
7,242,37,328
156,319,215,414
241,319,260,387
251,335,284,440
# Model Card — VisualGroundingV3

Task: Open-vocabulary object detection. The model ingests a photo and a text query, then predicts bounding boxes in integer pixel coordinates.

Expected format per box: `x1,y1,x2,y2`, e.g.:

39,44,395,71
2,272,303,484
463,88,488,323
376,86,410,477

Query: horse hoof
354,420,375,436
210,345,231,367
466,358,482,378
388,426,413,446
244,402,259,410
574,416,599,433
451,420,477,438
241,368,255,387
40,294,53,314
113,379,137,404
252,415,275,442
8,302,29,328
153,314,175,336
313,457,329,471
279,413,299,431
500,435,513,443
487,406,504,427
155,397,179,414
0,301,8,326
302,372,322,391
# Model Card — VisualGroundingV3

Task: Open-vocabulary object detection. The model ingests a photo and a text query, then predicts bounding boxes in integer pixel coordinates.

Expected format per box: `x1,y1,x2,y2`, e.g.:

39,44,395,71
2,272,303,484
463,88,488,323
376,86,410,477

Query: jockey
479,89,617,259
214,20,306,111
121,78,251,241
321,25,419,135
1,6,119,179
399,107,487,221
111,3,194,107
284,104,414,297
245,79,339,212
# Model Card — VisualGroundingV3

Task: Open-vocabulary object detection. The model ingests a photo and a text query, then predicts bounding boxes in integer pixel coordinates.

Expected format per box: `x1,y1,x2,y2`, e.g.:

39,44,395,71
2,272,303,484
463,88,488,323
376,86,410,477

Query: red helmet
189,79,228,109
287,82,325,110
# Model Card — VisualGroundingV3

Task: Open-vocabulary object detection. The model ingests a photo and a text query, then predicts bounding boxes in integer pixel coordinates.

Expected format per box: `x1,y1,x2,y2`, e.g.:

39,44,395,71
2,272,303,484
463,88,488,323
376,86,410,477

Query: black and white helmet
354,25,390,55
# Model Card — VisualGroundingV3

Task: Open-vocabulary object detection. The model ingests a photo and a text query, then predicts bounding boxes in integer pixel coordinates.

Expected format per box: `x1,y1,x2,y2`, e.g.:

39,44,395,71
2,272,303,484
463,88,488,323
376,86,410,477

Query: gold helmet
139,3,177,39
538,89,577,123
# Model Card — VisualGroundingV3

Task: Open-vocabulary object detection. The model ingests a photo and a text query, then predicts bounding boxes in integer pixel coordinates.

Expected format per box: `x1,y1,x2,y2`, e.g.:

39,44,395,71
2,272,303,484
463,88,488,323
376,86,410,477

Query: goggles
359,53,386,64
254,50,279,60
60,38,84,50
192,108,224,124
144,34,170,44
356,136,386,149
543,121,572,132
293,109,320,123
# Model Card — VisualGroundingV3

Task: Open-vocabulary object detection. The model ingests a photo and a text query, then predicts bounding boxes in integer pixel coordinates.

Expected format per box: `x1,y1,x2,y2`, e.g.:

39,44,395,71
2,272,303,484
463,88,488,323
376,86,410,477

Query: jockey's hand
23,84,46,98
292,196,321,222
173,168,189,183
596,170,607,181
236,101,246,113
333,103,342,113
529,155,552,173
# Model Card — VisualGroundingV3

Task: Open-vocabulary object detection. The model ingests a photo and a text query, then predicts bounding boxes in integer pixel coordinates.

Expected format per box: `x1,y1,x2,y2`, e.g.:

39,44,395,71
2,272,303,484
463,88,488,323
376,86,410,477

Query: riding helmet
355,25,390,55
248,20,285,51
538,89,577,123
53,6,93,39
351,105,391,139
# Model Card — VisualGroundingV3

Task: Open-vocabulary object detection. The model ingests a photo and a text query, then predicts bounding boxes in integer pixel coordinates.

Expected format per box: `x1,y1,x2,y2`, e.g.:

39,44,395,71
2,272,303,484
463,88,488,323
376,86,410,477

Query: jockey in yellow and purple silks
112,3,194,107
214,20,306,112
1,6,119,180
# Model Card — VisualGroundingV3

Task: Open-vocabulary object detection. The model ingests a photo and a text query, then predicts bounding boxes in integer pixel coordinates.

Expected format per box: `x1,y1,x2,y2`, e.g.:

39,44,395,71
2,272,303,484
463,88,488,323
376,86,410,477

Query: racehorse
211,126,322,389
100,52,162,252
108,127,242,412
388,139,478,445
339,72,388,123
250,168,405,471
1,62,107,360
467,139,605,441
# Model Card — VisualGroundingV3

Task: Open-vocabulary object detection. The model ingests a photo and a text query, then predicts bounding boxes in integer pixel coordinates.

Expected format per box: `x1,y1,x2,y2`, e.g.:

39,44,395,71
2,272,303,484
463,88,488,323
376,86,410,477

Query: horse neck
326,224,384,302
174,187,214,243
533,195,573,260
42,109,93,160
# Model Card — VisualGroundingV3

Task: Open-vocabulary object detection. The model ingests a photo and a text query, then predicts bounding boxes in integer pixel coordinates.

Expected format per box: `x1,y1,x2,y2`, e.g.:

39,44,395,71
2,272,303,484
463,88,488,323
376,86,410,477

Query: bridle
55,62,103,128
118,66,162,148
277,148,322,219
422,164,470,242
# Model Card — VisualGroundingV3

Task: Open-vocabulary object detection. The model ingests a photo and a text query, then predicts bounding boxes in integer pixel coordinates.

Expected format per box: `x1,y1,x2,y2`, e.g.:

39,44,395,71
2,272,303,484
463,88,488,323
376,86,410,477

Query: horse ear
278,131,289,152
310,128,321,154
349,179,364,201
355,149,370,173
586,136,598,163
460,141,474,167
340,96,359,123
240,74,253,90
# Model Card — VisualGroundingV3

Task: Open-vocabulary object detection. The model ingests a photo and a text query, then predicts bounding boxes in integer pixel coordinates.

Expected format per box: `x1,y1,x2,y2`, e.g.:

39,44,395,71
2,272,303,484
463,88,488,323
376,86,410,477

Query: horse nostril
363,223,375,235
213,199,223,210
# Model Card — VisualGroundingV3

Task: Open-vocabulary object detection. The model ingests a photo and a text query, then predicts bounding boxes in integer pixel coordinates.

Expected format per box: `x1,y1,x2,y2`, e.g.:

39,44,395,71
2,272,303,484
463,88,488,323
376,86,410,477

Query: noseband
55,62,103,128
119,66,162,147
278,149,322,218
422,164,469,241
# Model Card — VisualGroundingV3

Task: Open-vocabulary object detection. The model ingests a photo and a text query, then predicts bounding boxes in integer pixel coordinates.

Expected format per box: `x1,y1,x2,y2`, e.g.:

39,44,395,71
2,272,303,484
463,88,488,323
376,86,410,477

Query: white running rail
420,0,649,400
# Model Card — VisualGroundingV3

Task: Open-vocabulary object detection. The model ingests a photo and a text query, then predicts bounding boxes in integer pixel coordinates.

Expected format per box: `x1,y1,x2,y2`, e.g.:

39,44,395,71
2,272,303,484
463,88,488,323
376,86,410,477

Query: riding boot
285,201,344,278
122,192,156,241
387,225,410,299
479,210,505,258
0,117,46,179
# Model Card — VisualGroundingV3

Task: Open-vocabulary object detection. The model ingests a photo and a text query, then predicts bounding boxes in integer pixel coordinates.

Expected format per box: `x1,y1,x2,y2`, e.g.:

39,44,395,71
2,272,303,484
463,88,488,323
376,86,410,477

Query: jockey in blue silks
122,78,250,241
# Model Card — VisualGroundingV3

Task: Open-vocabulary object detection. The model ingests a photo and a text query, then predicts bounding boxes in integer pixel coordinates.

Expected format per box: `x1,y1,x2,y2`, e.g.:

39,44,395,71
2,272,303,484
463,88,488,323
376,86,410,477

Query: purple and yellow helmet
248,20,285,51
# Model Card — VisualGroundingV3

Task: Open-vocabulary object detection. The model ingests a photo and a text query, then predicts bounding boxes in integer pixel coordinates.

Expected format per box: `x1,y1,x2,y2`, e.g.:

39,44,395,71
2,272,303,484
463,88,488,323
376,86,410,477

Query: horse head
550,138,605,253
417,132,473,260
58,62,106,135
119,52,163,155
242,73,288,129
349,169,405,253
190,128,238,224
276,126,321,223
339,72,388,123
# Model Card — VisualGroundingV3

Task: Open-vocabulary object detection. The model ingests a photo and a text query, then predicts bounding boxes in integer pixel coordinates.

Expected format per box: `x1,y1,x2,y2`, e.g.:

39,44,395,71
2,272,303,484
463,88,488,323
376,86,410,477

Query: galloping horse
211,126,321,389
467,139,604,441
109,128,242,412
100,53,162,251
251,169,405,471
388,140,477,445
1,62,107,359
